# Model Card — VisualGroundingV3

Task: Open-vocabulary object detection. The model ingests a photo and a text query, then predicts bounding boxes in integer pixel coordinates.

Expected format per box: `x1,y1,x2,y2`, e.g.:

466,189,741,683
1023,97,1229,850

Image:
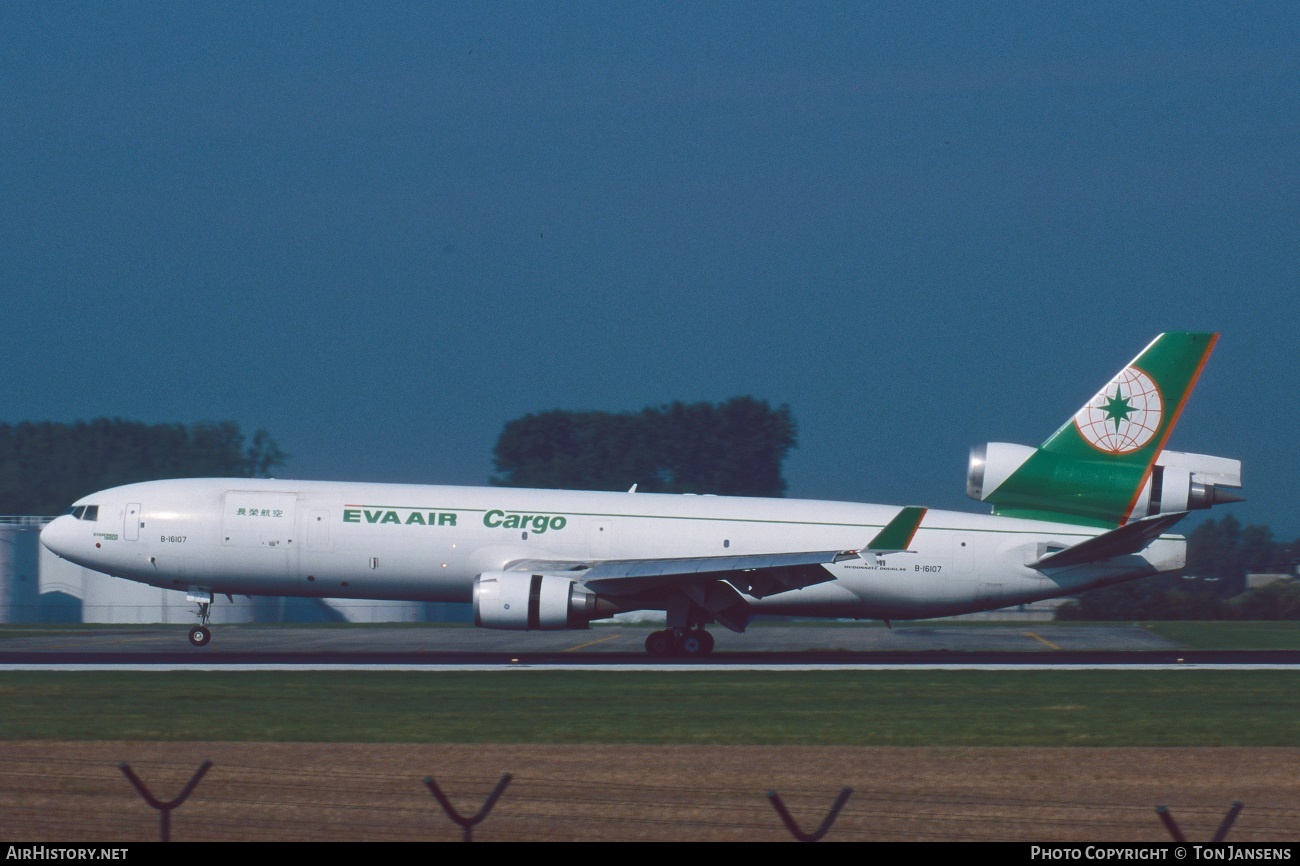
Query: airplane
40,332,1242,656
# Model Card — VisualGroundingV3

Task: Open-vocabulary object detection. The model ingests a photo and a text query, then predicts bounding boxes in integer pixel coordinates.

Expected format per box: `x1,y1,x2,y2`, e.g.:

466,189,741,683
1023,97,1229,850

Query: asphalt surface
1,623,1297,666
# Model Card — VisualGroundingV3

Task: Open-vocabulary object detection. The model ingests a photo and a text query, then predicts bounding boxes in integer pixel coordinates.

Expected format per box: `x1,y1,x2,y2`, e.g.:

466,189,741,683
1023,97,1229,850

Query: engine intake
966,442,1036,502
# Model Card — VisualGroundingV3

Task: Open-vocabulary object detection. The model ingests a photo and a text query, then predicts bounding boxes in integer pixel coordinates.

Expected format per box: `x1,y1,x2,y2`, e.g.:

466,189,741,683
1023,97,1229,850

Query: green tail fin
1041,332,1217,463
971,333,1219,527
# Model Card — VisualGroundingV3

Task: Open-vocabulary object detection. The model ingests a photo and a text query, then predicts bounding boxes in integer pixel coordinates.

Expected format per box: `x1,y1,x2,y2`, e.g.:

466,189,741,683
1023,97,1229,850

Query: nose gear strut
186,590,214,647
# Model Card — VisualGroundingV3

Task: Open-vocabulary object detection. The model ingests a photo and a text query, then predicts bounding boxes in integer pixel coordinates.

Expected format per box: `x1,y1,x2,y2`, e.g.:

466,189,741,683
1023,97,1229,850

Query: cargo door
306,508,331,551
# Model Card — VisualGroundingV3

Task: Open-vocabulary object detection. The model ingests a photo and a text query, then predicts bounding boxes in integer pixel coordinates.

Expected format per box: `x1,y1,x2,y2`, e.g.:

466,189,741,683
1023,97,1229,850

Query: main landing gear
645,628,715,658
187,590,214,648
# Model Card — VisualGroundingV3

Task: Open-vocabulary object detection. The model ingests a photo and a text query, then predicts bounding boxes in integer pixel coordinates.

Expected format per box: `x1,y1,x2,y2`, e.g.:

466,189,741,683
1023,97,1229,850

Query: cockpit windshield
68,505,99,521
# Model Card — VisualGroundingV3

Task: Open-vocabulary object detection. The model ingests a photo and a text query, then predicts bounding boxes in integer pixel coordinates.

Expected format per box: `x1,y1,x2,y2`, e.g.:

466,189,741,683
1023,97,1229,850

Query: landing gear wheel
679,632,704,657
188,593,214,648
679,630,715,658
645,630,673,657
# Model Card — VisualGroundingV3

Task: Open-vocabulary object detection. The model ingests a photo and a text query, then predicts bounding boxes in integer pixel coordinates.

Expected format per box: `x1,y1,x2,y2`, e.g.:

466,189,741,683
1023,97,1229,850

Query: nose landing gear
187,590,214,648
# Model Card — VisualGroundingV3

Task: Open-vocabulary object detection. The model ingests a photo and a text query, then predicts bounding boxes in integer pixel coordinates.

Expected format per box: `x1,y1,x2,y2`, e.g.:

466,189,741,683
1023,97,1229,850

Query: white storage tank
0,522,43,623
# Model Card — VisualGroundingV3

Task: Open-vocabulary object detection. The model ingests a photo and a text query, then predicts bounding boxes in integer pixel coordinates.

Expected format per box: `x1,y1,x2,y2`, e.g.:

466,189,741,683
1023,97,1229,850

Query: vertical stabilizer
970,333,1221,526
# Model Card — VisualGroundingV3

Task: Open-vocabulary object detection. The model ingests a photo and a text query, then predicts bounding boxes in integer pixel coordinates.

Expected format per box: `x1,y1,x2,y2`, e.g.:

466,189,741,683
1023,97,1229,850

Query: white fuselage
39,478,1184,622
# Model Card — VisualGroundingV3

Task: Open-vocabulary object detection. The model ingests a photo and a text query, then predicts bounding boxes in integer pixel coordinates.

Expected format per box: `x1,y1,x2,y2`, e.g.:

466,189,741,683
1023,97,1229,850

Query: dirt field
2,743,1298,842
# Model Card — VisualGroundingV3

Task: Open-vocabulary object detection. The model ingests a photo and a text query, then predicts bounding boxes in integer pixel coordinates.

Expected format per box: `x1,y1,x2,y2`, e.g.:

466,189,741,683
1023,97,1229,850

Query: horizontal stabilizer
864,506,927,554
1029,511,1188,570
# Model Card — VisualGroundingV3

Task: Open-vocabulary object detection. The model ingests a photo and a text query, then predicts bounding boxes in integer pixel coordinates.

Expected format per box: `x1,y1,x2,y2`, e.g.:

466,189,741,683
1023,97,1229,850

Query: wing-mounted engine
473,571,618,630
968,442,1243,524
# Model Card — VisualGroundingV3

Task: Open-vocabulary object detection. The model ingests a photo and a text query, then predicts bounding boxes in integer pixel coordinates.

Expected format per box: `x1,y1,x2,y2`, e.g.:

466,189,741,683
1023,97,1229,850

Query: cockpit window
69,505,98,521
70,506,85,519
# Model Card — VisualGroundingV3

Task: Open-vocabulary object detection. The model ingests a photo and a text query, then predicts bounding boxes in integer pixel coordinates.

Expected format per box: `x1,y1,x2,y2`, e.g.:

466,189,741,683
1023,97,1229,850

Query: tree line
491,396,797,496
1055,514,1300,620
0,419,287,515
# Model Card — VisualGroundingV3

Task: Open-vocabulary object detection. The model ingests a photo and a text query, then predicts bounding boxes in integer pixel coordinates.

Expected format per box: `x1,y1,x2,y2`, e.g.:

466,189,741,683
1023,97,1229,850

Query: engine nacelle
966,442,1037,502
1136,450,1245,516
473,571,606,630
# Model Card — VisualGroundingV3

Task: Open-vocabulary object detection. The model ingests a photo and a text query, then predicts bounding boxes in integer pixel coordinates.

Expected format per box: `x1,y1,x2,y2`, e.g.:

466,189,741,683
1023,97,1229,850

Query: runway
2,622,1298,670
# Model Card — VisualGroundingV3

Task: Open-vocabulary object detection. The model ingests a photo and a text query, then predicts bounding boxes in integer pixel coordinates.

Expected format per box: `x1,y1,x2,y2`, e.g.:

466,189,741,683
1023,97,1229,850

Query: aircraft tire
679,630,714,658
644,630,673,657
678,632,702,657
188,626,211,647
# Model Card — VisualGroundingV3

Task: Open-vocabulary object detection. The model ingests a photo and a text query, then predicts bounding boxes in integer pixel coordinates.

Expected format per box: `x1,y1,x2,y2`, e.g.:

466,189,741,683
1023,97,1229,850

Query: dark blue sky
3,3,1297,535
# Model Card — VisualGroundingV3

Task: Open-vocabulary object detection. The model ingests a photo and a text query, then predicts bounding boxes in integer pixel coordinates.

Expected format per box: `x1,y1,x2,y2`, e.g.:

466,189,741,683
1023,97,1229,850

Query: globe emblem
1073,366,1162,454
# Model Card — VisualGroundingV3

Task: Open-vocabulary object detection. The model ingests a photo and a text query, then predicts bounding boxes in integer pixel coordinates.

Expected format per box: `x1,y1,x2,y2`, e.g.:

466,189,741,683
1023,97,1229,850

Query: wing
504,506,928,603
508,548,856,598
505,548,856,634
581,548,858,598
500,507,929,632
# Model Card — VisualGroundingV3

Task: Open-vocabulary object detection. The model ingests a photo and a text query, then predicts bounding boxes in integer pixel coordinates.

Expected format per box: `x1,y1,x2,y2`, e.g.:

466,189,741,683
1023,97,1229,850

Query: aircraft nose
40,515,77,559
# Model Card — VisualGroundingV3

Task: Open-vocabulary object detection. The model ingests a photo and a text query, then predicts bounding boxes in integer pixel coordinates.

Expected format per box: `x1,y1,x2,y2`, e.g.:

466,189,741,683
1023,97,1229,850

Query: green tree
1055,515,1297,620
491,397,796,496
1228,580,1300,620
0,419,287,515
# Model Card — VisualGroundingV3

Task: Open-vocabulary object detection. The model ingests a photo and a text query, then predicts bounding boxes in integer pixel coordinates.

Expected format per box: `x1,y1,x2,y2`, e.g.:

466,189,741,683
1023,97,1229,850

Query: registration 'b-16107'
41,333,1242,655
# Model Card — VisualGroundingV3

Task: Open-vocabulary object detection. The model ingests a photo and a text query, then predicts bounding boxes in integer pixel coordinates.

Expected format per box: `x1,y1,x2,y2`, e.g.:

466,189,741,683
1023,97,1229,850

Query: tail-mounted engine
1133,449,1245,516
473,571,613,630
968,443,1243,521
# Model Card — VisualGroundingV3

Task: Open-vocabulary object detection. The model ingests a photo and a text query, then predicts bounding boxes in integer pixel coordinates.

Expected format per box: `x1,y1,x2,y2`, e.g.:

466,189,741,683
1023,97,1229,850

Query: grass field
837,620,1300,650
1137,621,1300,650
5,624,1300,841
2,670,1299,745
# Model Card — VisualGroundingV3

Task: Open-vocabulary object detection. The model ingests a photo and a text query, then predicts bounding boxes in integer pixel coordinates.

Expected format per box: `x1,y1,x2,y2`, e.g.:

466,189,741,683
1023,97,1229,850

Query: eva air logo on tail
977,332,1217,527
1073,365,1163,454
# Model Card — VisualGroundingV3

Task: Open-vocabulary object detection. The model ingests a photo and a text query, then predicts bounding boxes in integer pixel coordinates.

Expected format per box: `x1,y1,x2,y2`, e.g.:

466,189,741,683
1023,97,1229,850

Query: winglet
863,506,927,554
